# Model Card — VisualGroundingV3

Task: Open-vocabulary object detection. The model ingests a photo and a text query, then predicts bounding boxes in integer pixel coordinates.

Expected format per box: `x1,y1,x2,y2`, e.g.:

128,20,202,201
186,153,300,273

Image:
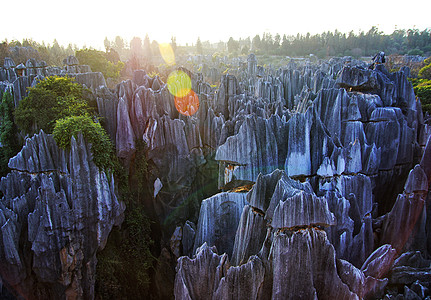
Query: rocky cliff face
0,131,124,299
172,57,431,299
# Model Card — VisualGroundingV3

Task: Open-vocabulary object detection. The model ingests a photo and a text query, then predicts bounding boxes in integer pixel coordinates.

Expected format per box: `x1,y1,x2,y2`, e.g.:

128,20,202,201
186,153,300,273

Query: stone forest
0,42,431,300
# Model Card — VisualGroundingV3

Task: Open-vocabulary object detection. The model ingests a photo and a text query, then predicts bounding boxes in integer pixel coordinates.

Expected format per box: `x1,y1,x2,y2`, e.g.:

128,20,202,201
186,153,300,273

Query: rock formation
0,131,124,299
1,51,430,299
172,56,431,299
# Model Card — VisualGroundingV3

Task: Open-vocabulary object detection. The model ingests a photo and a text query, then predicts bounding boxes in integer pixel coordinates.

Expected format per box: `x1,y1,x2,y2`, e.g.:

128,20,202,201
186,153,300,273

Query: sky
2,0,430,49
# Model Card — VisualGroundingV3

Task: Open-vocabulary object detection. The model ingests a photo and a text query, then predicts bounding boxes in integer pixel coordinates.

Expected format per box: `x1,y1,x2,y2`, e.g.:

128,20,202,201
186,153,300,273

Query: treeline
1,27,430,69
221,27,431,58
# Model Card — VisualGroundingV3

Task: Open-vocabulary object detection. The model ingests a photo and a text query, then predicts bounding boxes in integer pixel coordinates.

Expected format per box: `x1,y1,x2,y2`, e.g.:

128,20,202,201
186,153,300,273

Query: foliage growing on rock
53,115,115,170
411,59,431,114
15,76,91,134
96,143,155,299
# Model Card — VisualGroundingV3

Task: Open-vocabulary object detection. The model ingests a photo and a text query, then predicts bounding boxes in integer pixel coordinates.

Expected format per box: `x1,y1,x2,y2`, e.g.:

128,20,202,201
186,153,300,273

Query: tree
196,37,203,55
227,37,239,54
419,58,431,79
0,41,9,66
15,76,90,134
114,36,125,52
0,91,21,177
241,45,250,55
106,48,120,64
252,35,261,52
104,37,111,51
76,49,124,80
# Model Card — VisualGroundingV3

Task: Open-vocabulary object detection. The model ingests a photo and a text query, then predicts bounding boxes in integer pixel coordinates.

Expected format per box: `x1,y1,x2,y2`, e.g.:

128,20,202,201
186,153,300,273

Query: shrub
75,49,124,80
419,63,431,80
53,115,115,170
411,78,431,114
15,76,90,134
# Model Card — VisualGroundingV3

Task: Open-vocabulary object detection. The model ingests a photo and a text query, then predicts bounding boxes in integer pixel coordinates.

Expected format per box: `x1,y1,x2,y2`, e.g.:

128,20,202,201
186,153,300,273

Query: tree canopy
75,49,124,80
15,76,90,134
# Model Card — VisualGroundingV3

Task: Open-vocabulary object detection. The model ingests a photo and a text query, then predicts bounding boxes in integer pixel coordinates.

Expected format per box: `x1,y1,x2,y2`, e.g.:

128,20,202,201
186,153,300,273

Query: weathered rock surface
0,131,124,299
271,229,359,300
173,57,430,299
175,243,265,300
193,192,247,257
1,52,430,299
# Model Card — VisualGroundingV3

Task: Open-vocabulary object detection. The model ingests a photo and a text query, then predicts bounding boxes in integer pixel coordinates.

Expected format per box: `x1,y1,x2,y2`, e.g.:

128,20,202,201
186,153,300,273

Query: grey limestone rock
72,72,106,91
270,190,335,229
63,55,79,66
193,192,247,258
231,205,267,266
175,243,265,300
213,255,265,300
182,221,196,257
96,86,118,142
175,243,229,300
361,244,397,279
215,116,280,186
404,165,428,194
0,131,124,299
3,58,15,70
336,259,365,299
132,69,148,87
116,96,136,160
270,228,359,300
336,65,379,91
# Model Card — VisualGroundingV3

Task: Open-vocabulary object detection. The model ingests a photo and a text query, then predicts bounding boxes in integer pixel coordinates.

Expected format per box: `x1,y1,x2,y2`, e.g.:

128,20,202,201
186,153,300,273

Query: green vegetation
411,58,431,114
96,139,155,299
96,204,154,299
53,115,115,170
15,76,116,171
0,91,21,177
418,58,431,79
15,76,90,134
75,49,124,81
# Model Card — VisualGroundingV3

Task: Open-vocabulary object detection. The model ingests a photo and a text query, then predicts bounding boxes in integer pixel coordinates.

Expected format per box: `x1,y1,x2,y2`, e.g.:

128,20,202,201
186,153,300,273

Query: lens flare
167,70,192,98
159,43,176,66
175,89,200,116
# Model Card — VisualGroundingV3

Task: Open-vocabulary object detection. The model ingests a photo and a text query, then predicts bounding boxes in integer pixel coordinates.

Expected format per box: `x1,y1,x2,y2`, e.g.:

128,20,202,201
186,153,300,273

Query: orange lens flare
174,89,200,116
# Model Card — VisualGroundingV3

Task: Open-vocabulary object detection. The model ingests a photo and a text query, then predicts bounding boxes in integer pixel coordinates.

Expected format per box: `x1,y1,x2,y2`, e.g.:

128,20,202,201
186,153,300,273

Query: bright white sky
2,0,430,49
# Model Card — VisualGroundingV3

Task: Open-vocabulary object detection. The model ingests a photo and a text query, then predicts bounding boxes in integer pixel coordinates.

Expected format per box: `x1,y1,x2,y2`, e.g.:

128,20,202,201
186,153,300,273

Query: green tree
15,76,90,134
418,58,431,79
227,37,239,54
0,41,9,66
0,91,21,177
53,115,115,170
104,37,111,51
114,36,125,52
75,49,124,80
